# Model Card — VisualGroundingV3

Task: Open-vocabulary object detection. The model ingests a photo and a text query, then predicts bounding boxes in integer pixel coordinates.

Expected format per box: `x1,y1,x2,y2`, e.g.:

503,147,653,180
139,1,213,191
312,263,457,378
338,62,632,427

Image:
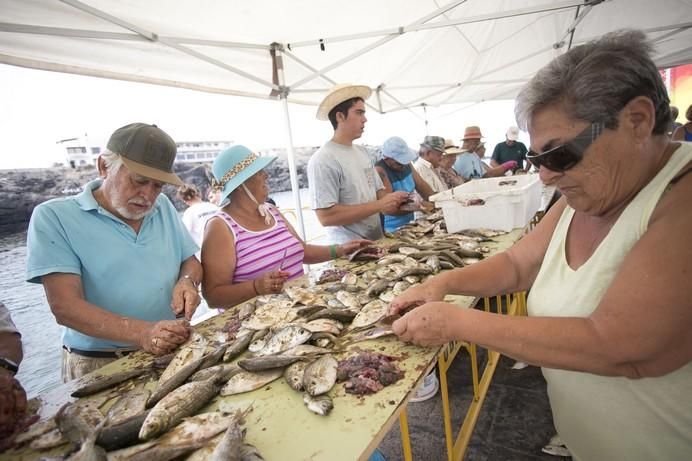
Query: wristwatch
182,274,200,289
0,357,19,374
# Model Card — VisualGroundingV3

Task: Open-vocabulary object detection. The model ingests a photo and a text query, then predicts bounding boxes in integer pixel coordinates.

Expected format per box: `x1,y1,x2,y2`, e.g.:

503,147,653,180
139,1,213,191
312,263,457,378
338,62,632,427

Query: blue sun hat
212,145,277,204
381,136,417,164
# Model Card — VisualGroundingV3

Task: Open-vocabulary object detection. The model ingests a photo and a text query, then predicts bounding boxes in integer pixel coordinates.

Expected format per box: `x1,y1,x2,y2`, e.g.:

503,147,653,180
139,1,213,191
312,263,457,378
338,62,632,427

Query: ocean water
1,188,324,399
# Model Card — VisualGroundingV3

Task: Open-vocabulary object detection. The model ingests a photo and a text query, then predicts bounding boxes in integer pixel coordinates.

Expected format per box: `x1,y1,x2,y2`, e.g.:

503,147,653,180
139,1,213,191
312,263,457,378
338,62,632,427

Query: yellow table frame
398,291,527,461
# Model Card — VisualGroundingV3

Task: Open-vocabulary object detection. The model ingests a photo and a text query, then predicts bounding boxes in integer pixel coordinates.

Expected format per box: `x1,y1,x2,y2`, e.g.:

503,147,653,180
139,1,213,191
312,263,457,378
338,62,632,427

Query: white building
175,141,233,164
56,136,101,168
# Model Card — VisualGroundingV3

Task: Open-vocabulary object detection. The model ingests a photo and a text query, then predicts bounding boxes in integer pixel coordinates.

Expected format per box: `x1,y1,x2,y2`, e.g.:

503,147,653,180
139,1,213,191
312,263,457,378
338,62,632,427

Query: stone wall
0,150,312,236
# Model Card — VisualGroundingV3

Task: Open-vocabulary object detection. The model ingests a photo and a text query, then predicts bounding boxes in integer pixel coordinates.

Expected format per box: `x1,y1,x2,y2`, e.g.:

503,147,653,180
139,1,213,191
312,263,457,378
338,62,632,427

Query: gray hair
515,29,671,135
100,149,124,174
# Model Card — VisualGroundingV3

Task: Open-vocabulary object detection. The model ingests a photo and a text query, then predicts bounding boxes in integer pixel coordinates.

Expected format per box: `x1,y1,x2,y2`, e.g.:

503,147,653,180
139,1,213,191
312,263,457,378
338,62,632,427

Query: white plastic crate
430,174,542,233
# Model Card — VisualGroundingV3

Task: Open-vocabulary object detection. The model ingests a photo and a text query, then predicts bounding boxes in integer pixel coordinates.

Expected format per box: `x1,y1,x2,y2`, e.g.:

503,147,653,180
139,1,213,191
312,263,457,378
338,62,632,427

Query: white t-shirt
181,201,218,257
308,141,384,243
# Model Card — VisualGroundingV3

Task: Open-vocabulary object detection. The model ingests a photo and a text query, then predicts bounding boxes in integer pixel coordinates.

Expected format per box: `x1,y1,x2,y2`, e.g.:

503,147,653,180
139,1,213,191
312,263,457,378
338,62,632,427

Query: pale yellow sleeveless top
527,142,692,461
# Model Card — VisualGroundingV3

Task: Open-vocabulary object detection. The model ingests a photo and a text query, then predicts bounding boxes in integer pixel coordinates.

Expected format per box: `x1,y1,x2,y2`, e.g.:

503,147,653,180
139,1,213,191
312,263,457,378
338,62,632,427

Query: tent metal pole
273,47,307,240
59,0,278,90
289,0,469,88
287,0,581,48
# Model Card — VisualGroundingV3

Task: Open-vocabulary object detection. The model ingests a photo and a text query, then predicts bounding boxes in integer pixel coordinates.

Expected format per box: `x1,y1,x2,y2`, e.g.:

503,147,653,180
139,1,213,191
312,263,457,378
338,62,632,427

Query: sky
0,64,525,170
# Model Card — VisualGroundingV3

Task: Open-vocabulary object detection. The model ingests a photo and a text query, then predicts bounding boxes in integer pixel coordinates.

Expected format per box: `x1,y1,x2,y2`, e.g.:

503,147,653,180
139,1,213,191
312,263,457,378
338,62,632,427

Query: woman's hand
389,279,446,315
141,319,191,355
392,302,462,346
338,240,373,257
254,270,291,295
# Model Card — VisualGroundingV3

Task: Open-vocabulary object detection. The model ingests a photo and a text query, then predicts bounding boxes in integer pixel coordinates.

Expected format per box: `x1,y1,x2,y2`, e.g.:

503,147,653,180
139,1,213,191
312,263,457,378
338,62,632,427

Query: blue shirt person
26,123,202,381
374,137,435,232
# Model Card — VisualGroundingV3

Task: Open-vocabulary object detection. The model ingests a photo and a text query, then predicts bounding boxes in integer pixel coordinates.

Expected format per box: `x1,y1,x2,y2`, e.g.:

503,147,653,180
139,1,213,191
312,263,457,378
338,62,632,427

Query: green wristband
329,244,338,259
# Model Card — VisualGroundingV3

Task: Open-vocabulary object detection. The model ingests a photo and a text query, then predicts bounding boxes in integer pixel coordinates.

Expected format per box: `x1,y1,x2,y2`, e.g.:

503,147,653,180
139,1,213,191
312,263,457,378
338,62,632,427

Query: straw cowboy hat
106,123,184,186
316,83,372,121
461,125,484,141
212,145,277,205
443,138,466,155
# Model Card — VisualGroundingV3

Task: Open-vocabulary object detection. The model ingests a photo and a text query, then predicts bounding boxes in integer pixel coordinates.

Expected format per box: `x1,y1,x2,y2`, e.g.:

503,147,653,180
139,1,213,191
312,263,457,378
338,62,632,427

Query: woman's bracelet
252,279,260,295
329,244,338,259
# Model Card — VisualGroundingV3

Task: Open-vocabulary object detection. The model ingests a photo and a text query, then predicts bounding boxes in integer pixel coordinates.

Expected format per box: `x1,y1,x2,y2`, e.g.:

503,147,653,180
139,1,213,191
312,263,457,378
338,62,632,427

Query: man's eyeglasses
527,122,605,172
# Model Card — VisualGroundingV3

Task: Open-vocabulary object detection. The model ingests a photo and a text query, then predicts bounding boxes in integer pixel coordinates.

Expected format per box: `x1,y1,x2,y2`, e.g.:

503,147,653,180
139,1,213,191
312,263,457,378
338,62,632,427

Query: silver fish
71,368,150,398
392,281,411,295
365,279,389,298
336,290,360,310
349,300,387,330
284,361,308,391
139,379,219,440
220,368,284,396
255,324,312,356
238,354,303,372
303,393,334,416
302,318,344,335
189,363,241,383
223,332,254,362
210,420,244,461
56,401,104,445
106,384,150,426
303,355,338,396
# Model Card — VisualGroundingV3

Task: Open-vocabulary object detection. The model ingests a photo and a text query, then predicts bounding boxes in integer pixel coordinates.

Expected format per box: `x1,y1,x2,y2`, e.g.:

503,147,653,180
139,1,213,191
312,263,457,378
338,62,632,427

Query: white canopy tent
2,0,692,236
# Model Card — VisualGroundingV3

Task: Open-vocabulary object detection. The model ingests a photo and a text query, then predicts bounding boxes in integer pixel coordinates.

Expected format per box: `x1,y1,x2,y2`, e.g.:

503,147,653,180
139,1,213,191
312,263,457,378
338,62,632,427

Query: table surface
7,229,523,461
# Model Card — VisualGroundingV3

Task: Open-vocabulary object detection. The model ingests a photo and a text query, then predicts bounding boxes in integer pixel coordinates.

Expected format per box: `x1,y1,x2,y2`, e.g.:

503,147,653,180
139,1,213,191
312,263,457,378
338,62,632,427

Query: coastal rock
0,149,313,236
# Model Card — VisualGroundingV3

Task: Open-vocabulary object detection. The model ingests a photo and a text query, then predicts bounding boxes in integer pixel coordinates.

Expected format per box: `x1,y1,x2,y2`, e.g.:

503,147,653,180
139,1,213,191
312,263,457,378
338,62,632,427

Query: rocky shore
0,151,312,236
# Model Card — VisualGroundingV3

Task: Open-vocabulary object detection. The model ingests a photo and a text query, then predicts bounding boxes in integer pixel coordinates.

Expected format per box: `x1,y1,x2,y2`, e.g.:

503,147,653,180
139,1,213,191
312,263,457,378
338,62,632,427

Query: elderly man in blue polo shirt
26,123,202,381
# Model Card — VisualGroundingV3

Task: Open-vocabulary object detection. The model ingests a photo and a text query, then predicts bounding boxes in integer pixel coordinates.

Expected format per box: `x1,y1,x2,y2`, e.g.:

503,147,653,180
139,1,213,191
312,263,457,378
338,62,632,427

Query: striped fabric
214,205,304,283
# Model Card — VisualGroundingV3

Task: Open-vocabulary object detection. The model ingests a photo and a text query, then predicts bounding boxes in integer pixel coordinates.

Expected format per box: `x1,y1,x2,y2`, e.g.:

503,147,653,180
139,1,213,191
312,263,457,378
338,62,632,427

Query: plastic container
430,174,542,232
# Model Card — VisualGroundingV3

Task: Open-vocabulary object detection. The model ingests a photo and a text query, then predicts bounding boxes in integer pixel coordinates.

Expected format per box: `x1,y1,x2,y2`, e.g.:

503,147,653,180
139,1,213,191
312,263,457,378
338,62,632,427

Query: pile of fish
12,211,507,457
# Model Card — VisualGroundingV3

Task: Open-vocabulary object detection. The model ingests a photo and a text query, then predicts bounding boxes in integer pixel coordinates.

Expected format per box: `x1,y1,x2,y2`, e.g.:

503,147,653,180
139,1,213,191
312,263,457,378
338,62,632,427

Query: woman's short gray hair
515,29,671,135
101,149,124,174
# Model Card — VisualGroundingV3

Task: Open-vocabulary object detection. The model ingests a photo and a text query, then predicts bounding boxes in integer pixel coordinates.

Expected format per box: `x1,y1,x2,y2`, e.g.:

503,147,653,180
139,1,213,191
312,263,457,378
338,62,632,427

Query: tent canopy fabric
2,0,692,114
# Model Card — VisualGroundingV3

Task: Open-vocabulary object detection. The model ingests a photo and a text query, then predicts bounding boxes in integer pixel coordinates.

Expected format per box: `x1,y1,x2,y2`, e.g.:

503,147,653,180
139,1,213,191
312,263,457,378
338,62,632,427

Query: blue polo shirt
454,152,485,180
26,179,197,351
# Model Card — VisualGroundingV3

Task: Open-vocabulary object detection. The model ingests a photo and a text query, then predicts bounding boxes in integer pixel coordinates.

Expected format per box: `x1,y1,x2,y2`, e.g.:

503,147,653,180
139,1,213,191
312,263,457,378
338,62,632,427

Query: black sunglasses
527,122,605,172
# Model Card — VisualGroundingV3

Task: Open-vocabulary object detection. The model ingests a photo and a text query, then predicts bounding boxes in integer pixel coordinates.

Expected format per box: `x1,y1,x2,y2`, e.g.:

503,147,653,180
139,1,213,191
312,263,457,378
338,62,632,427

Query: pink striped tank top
214,205,304,282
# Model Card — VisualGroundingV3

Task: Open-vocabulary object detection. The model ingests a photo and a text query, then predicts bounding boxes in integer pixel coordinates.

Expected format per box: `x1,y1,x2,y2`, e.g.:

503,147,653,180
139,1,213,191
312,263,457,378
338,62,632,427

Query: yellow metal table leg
438,355,455,461
468,343,479,400
399,410,413,461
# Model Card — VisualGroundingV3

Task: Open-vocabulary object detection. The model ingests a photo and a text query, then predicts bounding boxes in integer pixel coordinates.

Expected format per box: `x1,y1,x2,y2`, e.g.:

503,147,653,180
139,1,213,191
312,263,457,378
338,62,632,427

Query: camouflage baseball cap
420,135,445,153
106,123,183,186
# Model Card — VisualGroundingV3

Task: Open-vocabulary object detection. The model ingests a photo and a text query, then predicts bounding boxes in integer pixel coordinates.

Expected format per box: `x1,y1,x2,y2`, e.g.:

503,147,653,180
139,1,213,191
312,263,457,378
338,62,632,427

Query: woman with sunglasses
389,30,692,460
201,145,371,309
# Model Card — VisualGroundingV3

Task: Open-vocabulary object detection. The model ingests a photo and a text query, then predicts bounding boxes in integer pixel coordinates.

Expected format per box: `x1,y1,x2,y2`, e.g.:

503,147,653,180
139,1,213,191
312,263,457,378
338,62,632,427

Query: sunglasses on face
527,122,605,172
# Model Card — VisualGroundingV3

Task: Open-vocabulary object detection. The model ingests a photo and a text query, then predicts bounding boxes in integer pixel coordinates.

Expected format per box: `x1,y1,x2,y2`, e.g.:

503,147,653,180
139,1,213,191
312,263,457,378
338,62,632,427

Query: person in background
490,126,529,173
390,30,692,460
413,136,448,193
375,136,435,232
454,126,517,180
208,187,222,206
437,139,465,188
308,84,409,243
0,302,32,449
672,103,692,141
668,105,682,136
177,183,218,260
26,123,201,381
202,145,371,308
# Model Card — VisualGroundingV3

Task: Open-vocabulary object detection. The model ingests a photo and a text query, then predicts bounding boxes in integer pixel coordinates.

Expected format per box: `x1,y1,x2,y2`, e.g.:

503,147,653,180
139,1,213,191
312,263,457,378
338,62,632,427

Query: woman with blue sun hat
201,145,371,308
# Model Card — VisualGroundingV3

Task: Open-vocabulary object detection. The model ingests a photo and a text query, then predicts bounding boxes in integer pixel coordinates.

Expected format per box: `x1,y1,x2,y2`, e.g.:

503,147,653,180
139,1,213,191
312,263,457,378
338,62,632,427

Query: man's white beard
109,188,153,221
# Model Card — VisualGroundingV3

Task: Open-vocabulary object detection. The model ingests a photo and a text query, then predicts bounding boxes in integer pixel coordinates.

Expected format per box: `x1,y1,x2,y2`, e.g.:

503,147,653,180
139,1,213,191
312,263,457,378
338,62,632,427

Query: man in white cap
490,126,529,173
26,123,201,381
309,84,409,243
